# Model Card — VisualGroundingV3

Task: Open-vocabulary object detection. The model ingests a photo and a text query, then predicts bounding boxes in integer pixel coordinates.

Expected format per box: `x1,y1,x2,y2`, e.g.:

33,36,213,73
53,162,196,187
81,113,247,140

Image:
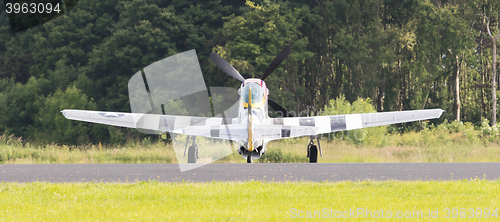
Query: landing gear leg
188,146,197,163
184,136,199,163
247,154,253,163
307,136,322,163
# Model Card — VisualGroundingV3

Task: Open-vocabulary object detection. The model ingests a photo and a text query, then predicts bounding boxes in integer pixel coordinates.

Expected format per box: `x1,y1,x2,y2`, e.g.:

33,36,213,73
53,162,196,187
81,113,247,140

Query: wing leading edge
270,109,444,137
62,108,443,141
61,109,234,134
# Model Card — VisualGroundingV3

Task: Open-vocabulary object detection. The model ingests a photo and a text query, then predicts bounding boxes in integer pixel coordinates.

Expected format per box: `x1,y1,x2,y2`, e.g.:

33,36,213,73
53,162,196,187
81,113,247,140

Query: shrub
0,134,23,147
258,148,308,163
479,119,500,142
321,95,388,146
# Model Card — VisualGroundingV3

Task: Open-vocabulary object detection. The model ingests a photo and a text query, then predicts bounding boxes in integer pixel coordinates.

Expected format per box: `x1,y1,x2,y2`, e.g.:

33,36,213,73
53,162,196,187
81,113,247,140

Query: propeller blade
210,52,245,82
317,137,322,157
261,46,292,81
268,99,294,117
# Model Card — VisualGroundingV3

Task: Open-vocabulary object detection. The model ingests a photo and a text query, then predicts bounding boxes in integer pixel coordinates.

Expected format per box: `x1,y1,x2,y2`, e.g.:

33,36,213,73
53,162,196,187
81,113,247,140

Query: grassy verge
0,180,499,221
2,119,500,164
260,137,500,163
1,136,500,164
0,142,176,164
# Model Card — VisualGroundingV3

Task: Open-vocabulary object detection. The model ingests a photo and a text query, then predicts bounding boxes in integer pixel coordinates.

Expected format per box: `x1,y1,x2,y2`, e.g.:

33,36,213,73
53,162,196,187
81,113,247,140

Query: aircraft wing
252,124,318,141
181,124,246,141
61,109,234,134
271,109,444,136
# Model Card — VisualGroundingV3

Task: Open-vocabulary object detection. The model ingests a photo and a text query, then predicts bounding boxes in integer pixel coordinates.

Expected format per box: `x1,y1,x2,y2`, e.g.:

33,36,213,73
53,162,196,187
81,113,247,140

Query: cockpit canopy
242,83,264,108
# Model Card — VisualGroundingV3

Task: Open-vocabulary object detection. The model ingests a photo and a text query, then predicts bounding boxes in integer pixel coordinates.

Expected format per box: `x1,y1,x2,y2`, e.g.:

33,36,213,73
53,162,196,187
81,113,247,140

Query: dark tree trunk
487,18,500,126
377,86,384,112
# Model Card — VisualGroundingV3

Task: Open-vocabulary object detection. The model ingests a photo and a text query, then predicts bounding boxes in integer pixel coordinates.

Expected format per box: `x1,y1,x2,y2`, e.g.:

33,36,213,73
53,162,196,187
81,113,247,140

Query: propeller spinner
210,47,294,117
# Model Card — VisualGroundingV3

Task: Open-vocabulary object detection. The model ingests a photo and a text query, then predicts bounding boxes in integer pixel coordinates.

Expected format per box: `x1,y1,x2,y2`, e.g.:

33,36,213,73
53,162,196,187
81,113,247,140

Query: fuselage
235,78,270,159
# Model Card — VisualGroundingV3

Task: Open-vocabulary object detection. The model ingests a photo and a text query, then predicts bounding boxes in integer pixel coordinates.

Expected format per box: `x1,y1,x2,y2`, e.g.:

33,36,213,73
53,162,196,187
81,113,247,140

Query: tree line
0,0,499,145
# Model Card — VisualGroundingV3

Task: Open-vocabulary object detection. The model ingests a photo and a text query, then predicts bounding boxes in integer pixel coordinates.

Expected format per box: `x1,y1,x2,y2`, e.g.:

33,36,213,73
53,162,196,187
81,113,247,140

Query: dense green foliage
322,95,388,144
1,0,500,144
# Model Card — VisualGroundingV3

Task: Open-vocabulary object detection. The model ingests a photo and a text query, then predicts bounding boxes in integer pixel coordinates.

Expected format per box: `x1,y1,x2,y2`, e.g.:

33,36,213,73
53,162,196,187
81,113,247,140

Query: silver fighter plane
61,47,443,163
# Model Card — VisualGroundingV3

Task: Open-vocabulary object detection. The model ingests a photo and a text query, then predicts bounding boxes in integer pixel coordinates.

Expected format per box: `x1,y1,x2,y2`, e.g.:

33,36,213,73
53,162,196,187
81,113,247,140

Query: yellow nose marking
248,88,253,152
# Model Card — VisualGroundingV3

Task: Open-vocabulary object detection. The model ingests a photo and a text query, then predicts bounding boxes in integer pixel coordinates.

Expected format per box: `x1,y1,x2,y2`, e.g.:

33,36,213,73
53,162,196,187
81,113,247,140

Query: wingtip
439,109,445,117
60,109,70,117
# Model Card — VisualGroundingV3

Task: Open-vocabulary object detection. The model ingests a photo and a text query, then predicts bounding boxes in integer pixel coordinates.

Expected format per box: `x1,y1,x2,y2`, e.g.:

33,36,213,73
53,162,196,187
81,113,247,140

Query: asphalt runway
1,163,499,183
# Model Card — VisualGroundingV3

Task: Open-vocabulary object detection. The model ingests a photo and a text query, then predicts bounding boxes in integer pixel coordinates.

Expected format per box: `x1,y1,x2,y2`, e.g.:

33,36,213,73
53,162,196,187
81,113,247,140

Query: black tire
187,146,196,163
309,145,318,163
247,154,253,163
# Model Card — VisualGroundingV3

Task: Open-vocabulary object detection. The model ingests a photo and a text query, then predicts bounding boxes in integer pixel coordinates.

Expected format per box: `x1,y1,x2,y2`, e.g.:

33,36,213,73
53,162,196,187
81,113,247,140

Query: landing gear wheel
187,146,197,163
247,154,253,163
309,145,318,163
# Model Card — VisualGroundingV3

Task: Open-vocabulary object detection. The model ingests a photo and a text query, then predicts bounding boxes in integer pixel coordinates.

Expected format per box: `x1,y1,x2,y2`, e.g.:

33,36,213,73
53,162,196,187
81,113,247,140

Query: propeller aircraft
61,47,443,164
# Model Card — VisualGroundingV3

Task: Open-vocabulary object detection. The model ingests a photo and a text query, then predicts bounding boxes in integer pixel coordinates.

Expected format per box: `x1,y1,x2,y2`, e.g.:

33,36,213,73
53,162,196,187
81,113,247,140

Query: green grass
0,142,176,164
1,135,500,164
0,180,499,221
260,137,500,163
2,121,500,164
